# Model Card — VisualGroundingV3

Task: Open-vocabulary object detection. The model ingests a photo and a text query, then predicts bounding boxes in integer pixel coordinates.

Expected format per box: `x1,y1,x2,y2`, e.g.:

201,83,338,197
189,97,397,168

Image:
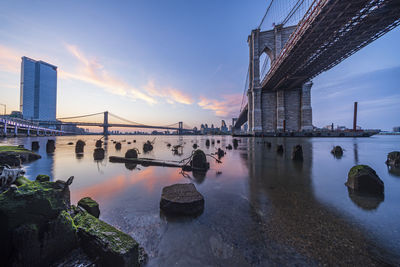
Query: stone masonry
247,25,313,134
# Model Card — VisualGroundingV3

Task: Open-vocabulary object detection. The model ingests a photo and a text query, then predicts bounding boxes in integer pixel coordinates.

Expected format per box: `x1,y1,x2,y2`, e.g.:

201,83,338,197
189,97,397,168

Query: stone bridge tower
247,24,313,134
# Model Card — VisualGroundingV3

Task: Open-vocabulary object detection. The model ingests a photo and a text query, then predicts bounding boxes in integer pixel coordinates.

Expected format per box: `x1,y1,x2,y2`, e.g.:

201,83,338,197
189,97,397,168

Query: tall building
20,56,57,121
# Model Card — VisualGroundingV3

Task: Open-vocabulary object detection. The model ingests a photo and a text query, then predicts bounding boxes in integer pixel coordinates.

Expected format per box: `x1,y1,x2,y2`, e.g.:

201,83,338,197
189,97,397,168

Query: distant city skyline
0,1,399,130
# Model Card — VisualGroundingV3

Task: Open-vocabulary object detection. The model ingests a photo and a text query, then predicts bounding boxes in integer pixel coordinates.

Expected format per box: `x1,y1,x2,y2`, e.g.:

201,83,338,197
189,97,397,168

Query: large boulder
160,183,204,216
36,174,50,182
0,146,41,166
73,211,139,267
0,179,72,265
291,145,303,161
345,165,384,195
190,149,209,171
386,151,400,167
143,141,153,152
78,197,100,218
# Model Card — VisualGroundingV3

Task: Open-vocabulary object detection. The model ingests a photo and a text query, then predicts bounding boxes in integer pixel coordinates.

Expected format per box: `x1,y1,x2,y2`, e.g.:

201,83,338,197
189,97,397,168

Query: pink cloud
63,44,156,105
198,94,242,117
144,80,194,105
0,44,21,73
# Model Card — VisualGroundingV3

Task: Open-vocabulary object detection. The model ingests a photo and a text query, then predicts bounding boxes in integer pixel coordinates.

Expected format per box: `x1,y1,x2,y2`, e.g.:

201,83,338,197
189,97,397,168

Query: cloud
143,80,194,105
0,44,21,73
62,44,156,105
198,94,242,117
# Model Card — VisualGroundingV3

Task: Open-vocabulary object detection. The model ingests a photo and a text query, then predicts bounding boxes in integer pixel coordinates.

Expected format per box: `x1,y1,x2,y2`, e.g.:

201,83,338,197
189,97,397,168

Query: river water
1,135,399,266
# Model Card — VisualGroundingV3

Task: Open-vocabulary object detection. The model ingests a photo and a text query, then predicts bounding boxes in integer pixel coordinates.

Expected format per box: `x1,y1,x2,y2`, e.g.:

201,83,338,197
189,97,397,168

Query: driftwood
109,156,185,168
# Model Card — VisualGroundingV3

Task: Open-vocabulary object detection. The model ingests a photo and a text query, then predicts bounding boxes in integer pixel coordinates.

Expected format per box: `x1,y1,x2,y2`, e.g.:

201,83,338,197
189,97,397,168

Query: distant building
20,56,57,121
221,120,228,133
9,111,23,119
393,126,400,132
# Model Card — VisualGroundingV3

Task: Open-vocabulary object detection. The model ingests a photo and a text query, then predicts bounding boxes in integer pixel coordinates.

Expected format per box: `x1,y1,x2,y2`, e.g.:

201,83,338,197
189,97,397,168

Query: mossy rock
36,174,50,182
346,165,384,195
73,211,139,267
78,197,100,218
331,146,343,157
0,146,41,166
10,210,78,266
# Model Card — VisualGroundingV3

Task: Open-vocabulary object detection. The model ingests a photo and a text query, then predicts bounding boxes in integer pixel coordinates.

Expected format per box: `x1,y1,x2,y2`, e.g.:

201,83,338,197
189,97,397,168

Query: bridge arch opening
259,47,273,81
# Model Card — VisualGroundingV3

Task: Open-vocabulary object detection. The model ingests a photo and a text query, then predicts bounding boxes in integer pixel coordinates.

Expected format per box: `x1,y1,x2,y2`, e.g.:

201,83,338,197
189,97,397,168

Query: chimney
353,102,358,131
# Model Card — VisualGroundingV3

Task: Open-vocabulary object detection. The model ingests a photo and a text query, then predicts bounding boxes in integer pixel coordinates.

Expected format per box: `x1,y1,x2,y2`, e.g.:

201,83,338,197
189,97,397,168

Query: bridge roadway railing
262,0,400,90
0,116,64,135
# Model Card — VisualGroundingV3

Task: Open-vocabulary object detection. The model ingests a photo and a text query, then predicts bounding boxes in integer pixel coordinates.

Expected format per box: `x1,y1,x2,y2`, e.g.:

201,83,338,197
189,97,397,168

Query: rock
331,146,343,157
127,142,131,144
217,148,225,159
192,143,198,149
265,141,271,148
217,140,220,144
36,174,50,182
0,179,73,264
10,210,78,266
125,149,138,159
345,165,384,195
74,211,140,267
291,145,303,161
46,140,56,153
160,183,204,216
133,140,136,143
95,140,102,148
166,143,171,147
211,140,215,145
93,148,105,160
31,141,39,150
14,176,30,186
67,142,74,145
75,140,86,153
386,151,400,167
115,142,122,150
78,197,100,218
276,145,284,153
143,141,153,152
190,149,209,171
226,144,232,150
205,139,210,147
0,146,41,166
233,139,239,148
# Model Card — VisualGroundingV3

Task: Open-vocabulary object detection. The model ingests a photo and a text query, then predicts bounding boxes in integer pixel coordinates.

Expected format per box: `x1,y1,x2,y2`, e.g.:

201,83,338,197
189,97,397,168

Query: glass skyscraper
20,56,57,121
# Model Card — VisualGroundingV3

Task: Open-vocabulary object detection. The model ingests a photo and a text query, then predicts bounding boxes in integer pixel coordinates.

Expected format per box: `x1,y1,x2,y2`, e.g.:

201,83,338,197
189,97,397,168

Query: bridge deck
262,0,400,91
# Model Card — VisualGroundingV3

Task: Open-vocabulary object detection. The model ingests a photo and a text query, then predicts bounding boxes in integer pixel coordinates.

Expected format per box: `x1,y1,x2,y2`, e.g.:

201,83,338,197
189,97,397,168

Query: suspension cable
282,0,306,25
57,112,104,120
258,0,275,29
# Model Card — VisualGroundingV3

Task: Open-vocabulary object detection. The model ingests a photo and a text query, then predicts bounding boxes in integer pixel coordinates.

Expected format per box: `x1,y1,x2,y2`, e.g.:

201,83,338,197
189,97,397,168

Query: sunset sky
0,0,399,130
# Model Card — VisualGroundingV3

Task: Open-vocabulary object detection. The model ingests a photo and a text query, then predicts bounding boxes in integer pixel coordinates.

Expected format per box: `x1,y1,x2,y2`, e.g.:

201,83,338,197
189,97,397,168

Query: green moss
0,146,31,152
348,165,370,178
73,211,137,254
78,197,97,208
36,175,50,182
14,176,31,186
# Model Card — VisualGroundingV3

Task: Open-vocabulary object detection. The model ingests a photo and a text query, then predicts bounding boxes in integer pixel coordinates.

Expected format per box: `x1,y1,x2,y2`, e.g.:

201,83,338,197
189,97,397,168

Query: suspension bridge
38,111,193,135
235,0,400,135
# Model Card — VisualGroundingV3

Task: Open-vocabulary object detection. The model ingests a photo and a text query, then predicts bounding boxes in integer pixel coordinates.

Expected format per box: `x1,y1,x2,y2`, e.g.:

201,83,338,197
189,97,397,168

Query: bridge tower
103,111,109,136
178,121,183,135
248,24,313,134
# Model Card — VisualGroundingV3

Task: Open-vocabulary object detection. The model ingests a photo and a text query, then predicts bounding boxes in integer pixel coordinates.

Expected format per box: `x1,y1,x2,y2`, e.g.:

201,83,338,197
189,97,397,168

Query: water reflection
387,165,400,177
354,141,359,165
347,188,384,210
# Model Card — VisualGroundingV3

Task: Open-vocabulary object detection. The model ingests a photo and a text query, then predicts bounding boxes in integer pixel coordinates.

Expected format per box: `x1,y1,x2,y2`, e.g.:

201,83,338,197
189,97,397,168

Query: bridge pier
246,25,313,135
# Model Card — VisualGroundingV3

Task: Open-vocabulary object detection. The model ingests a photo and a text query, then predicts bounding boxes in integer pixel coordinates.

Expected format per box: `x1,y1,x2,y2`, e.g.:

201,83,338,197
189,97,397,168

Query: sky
0,0,399,131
